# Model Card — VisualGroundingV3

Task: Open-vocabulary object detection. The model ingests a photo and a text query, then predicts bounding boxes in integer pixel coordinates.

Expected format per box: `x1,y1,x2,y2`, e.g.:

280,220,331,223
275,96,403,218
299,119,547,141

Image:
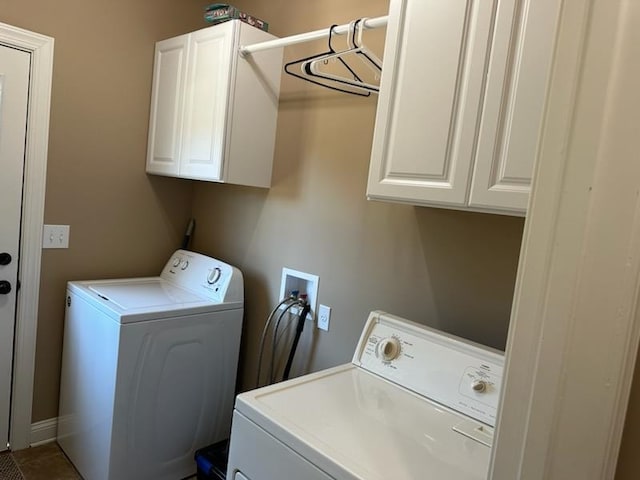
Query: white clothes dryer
226,311,504,480
57,250,243,480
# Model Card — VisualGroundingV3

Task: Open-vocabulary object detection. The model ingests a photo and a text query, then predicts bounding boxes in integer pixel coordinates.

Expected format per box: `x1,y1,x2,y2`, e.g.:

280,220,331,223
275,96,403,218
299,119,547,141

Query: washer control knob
207,267,222,285
471,380,488,393
181,261,189,270
172,257,181,267
378,337,401,362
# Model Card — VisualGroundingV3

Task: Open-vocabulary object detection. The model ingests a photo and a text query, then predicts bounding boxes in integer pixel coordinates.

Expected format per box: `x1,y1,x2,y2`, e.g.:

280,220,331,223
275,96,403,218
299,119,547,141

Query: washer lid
89,280,203,310
68,278,242,323
235,364,492,480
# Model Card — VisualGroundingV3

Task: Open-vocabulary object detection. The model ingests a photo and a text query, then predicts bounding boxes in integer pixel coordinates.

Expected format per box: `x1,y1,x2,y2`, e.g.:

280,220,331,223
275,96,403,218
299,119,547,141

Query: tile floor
4,442,80,479
2,442,201,479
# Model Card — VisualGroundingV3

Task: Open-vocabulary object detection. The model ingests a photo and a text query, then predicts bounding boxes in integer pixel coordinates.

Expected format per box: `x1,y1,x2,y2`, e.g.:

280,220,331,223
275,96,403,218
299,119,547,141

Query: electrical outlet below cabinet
146,20,283,188
367,0,560,216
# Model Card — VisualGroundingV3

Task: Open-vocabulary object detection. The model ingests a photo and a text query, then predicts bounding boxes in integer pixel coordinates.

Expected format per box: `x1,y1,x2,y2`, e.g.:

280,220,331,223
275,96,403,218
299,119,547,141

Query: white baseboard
29,417,57,447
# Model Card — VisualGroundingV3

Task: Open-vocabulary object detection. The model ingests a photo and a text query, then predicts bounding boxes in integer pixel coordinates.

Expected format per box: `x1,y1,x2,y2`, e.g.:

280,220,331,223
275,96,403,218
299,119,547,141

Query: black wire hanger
302,19,381,93
284,24,372,97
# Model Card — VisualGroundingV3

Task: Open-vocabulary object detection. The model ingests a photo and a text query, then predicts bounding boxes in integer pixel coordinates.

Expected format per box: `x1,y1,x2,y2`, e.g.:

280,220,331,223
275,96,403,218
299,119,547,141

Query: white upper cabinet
147,20,283,188
368,0,560,215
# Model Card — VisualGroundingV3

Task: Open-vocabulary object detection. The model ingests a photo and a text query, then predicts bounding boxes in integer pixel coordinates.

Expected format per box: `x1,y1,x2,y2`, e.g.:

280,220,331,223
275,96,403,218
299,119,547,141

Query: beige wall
1,0,210,421
3,0,524,426
191,0,524,390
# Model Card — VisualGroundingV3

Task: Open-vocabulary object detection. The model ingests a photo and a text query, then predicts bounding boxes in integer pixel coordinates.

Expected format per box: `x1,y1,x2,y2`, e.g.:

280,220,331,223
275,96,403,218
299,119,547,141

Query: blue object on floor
195,439,229,480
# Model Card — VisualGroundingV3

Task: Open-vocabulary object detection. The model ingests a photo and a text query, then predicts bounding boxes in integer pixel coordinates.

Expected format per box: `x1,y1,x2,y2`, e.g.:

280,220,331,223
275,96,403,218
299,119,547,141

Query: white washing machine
226,311,504,480
57,249,244,480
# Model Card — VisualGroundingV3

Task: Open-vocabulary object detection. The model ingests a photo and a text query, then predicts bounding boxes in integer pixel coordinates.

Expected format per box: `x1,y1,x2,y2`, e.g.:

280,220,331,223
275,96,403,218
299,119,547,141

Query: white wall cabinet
367,0,559,215
146,20,283,188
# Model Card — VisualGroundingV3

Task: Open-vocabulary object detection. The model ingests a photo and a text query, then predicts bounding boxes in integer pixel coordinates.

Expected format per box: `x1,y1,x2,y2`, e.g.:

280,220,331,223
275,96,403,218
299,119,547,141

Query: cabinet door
368,0,497,207
179,22,235,181
469,0,559,213
146,35,188,176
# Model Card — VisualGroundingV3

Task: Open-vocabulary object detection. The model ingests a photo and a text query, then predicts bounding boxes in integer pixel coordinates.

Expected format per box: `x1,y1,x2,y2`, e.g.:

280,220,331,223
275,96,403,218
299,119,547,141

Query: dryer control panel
161,250,243,303
352,311,504,427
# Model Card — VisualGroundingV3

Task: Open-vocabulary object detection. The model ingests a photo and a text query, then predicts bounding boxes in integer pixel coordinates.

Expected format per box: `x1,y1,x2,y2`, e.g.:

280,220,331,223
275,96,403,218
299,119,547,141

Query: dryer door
228,412,334,480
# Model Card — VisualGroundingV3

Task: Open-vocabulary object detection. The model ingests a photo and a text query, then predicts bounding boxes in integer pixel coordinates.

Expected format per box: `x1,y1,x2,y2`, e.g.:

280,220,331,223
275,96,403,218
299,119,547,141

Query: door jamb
0,22,53,450
490,0,640,477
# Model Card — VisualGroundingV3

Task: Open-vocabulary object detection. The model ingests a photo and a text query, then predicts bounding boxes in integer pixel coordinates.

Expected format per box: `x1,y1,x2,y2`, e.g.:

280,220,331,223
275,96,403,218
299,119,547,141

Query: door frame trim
0,22,53,450
490,0,640,477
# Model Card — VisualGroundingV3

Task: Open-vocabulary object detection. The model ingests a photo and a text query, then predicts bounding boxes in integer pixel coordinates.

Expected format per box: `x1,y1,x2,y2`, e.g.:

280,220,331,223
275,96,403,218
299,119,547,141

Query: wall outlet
318,304,331,331
42,225,70,249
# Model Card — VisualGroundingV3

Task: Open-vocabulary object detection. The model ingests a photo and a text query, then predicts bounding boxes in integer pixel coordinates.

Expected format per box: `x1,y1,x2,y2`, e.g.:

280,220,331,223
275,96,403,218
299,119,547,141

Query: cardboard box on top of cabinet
204,3,269,31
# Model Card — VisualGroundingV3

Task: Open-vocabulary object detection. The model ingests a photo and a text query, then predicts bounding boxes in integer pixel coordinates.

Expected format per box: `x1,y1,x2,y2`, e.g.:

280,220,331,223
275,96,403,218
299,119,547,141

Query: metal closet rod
239,15,389,56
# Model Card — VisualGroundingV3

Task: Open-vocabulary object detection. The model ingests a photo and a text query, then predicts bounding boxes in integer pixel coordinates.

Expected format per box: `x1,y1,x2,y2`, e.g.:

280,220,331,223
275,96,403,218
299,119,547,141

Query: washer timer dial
377,337,402,362
207,267,222,285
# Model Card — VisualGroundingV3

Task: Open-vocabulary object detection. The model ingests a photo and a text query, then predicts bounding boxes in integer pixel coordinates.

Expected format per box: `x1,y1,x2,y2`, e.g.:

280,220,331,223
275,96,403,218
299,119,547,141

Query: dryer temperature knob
471,380,488,393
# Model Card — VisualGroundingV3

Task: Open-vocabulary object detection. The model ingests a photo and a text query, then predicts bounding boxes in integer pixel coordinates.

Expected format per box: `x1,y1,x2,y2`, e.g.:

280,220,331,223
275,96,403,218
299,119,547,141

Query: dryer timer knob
378,337,401,362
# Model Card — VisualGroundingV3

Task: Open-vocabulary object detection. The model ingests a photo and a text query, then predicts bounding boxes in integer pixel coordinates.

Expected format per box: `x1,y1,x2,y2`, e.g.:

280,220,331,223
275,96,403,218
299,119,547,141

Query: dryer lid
236,364,493,480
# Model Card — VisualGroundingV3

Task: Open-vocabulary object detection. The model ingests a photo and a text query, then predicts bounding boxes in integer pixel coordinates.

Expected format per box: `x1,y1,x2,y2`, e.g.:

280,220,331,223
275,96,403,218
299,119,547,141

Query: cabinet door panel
469,0,560,213
146,35,187,176
368,0,496,206
180,23,234,180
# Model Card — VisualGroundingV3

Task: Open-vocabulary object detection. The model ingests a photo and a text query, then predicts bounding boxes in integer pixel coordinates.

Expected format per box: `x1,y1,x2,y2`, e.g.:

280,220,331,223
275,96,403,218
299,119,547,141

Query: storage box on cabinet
367,0,559,215
146,20,283,188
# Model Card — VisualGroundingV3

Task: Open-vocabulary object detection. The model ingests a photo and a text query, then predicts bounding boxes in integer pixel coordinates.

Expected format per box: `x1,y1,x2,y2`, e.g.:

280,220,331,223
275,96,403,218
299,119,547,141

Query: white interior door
0,44,30,451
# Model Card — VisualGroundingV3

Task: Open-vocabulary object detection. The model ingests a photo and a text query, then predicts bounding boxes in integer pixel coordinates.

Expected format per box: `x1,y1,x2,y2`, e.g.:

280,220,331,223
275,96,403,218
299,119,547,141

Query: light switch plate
43,224,70,249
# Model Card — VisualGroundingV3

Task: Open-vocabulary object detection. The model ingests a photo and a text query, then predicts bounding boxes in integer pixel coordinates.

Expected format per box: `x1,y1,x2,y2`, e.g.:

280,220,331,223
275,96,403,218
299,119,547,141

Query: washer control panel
160,250,243,303
353,311,504,427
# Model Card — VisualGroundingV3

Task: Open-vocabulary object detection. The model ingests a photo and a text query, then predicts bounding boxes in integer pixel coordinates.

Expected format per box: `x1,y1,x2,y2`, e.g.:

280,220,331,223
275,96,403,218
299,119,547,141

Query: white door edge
0,22,53,451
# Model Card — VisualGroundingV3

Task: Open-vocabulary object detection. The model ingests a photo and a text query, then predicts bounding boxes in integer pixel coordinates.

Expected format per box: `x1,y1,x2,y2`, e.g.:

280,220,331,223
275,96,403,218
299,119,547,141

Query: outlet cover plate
318,304,331,331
